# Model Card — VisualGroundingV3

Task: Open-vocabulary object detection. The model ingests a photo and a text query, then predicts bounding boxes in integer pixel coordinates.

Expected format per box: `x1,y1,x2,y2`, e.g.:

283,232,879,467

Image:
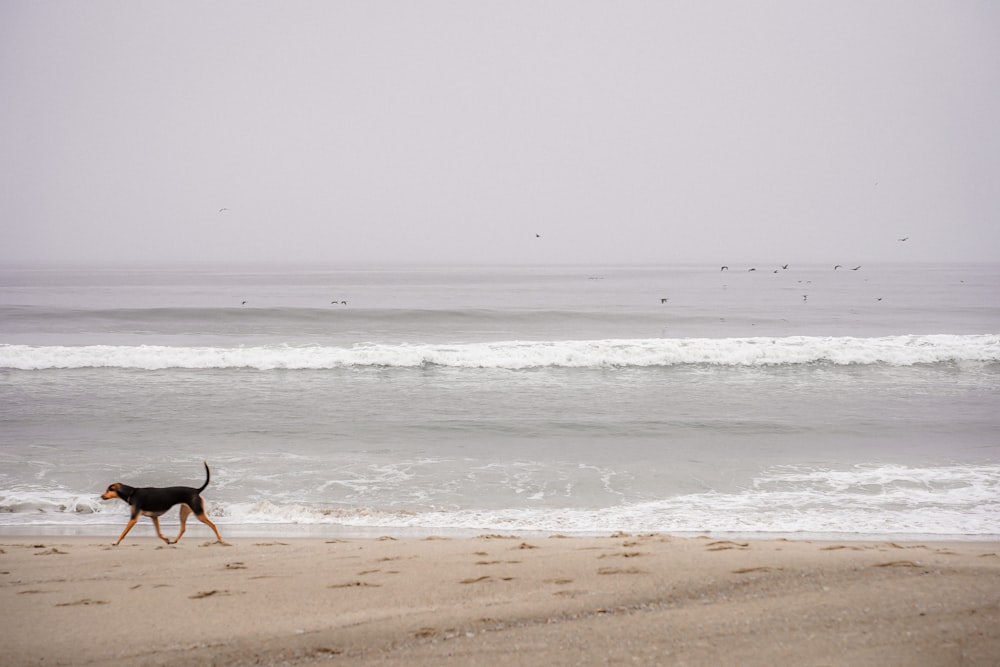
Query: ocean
1,262,998,541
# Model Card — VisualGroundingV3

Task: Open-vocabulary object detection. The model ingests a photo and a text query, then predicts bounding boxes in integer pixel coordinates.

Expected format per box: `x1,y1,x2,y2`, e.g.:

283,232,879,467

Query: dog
101,461,224,546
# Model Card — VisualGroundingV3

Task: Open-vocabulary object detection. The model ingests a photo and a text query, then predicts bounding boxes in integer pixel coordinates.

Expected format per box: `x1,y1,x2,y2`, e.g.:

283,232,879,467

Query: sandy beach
2,533,998,666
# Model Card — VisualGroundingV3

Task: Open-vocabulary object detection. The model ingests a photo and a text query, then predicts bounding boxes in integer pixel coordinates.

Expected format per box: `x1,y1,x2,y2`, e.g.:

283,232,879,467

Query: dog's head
101,483,125,501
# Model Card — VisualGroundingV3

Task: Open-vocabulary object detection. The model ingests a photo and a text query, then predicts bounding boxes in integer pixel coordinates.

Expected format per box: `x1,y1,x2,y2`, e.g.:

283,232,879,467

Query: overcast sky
2,1,998,266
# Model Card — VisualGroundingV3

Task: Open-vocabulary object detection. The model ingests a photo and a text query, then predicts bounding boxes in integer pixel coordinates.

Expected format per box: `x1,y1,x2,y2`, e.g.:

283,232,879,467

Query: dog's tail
198,461,211,493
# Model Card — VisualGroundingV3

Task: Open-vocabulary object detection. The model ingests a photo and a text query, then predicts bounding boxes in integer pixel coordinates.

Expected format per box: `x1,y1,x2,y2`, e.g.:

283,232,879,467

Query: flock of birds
722,263,861,273
233,225,911,307
660,237,912,306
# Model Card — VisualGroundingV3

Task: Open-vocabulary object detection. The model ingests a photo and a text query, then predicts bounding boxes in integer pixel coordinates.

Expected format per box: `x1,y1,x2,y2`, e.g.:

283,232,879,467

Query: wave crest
1,334,998,370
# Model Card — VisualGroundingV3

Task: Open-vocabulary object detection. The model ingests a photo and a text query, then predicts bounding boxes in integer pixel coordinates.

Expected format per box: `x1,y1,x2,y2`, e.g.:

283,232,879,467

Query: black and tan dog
101,461,224,545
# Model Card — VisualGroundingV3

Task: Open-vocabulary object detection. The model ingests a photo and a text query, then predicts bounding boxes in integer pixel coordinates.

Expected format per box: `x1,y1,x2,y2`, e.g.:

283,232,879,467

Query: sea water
1,263,998,540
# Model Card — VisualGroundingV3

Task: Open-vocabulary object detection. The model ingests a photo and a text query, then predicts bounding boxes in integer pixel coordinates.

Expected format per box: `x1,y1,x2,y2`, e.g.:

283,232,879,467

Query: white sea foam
2,334,998,370
214,463,1000,537
4,464,997,539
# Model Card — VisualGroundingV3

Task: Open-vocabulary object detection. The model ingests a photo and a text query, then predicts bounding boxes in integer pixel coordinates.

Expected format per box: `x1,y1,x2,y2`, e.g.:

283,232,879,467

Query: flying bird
720,265,729,271
218,208,229,213
781,264,789,270
852,266,861,271
834,265,842,270
898,237,909,242
660,298,669,304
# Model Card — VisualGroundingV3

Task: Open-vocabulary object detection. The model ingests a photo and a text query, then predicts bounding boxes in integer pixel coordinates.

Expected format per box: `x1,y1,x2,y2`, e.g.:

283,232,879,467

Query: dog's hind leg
170,504,193,544
193,509,224,543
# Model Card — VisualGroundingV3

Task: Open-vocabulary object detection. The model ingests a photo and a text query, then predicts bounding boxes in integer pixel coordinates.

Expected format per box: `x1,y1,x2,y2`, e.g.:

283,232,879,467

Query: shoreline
3,523,999,543
3,533,999,666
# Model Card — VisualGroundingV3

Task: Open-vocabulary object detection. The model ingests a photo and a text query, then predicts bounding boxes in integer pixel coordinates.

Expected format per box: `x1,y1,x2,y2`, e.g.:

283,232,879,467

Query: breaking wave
1,334,998,370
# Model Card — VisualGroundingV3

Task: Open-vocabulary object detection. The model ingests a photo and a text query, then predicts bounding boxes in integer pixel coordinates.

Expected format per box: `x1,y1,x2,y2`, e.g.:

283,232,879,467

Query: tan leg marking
114,518,139,546
151,516,171,544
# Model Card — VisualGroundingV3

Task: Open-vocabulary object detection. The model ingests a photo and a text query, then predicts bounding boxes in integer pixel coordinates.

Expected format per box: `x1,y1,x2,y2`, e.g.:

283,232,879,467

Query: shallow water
2,262,998,538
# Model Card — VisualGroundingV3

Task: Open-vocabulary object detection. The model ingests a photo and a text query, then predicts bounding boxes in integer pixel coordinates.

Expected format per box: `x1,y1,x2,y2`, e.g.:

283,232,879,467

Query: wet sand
2,533,998,665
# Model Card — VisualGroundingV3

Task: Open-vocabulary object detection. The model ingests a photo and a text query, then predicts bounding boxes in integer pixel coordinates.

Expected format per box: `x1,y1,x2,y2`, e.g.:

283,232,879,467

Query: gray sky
2,1,998,266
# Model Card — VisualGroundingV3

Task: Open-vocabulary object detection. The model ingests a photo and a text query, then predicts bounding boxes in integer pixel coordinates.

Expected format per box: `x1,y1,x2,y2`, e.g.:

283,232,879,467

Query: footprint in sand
34,548,68,556
732,567,772,574
55,598,109,607
225,562,247,570
328,581,381,588
413,627,439,639
597,567,646,575
705,541,749,551
375,554,405,563
553,589,589,598
598,551,646,559
460,575,492,584
189,589,241,599
872,560,921,568
885,542,930,550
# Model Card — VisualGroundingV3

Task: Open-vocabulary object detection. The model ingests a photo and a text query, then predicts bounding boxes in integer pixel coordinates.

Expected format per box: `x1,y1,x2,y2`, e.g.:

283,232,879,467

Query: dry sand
2,532,998,666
